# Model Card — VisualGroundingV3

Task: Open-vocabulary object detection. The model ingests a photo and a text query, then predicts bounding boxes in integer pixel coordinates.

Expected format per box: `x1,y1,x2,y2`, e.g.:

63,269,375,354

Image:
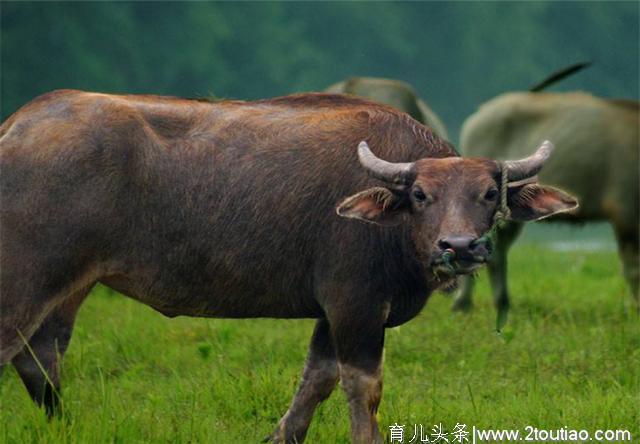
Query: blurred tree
1,1,637,142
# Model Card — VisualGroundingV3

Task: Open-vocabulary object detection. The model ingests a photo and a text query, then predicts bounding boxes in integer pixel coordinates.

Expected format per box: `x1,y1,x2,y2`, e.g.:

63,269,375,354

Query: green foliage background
2,1,638,142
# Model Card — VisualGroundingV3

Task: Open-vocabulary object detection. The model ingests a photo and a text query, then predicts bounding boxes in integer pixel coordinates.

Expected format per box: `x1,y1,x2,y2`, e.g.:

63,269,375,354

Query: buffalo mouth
431,255,488,277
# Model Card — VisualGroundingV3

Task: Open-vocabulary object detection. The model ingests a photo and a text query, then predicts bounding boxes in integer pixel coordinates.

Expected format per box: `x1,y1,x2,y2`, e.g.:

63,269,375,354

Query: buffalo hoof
451,297,473,312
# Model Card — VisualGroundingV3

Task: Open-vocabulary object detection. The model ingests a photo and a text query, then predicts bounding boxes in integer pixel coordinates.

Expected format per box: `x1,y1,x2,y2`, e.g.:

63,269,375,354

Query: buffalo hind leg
270,319,339,443
613,225,639,307
486,221,523,328
11,287,90,417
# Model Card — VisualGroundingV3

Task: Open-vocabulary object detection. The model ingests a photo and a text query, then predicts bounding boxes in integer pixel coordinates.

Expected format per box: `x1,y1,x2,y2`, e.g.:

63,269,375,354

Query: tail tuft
529,62,592,92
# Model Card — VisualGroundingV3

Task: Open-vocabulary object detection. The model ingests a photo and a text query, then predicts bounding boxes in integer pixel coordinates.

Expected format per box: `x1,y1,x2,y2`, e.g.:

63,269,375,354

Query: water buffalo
452,91,639,319
325,77,449,140
0,90,577,443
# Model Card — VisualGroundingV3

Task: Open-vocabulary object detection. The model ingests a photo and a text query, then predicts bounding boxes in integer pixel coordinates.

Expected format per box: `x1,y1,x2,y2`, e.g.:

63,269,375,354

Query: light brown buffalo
453,91,639,319
325,77,449,140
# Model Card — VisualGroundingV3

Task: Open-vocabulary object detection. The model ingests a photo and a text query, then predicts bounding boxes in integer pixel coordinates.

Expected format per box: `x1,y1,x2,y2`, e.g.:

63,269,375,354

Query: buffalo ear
336,187,407,226
507,184,578,221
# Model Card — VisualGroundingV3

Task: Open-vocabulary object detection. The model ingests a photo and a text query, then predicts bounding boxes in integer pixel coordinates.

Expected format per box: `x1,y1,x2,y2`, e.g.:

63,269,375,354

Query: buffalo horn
504,140,555,181
357,141,417,189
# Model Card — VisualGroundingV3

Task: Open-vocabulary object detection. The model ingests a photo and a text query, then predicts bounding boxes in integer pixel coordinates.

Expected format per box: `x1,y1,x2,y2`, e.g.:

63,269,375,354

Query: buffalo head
337,140,578,276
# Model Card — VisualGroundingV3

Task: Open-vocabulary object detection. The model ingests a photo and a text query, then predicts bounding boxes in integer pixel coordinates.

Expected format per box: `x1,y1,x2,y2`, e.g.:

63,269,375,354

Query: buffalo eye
484,188,499,201
412,188,428,202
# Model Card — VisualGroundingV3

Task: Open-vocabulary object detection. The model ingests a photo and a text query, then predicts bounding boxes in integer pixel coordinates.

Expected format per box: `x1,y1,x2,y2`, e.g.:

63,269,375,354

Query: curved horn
357,141,417,189
504,140,555,181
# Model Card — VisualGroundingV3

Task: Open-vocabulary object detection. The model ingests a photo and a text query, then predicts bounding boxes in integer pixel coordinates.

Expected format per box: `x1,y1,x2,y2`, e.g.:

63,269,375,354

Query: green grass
1,242,638,443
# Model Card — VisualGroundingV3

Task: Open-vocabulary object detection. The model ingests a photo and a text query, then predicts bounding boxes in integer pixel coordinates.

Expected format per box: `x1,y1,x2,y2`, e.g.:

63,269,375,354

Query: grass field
1,226,638,443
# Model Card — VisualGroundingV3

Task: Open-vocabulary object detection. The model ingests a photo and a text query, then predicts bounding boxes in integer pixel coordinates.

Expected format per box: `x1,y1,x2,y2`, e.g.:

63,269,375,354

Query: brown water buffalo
452,91,639,320
0,90,577,443
325,77,449,140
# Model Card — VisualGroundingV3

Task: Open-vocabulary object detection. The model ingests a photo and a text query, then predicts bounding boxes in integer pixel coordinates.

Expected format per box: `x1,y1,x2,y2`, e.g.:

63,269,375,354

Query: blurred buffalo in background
325,77,449,141
452,65,639,321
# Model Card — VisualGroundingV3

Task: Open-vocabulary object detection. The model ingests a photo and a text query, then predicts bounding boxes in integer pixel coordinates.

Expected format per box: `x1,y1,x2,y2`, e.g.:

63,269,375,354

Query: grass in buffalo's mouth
0,240,637,443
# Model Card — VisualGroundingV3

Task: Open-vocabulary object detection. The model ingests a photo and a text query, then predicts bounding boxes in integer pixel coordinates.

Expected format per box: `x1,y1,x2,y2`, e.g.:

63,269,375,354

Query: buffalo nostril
438,239,453,250
438,236,475,252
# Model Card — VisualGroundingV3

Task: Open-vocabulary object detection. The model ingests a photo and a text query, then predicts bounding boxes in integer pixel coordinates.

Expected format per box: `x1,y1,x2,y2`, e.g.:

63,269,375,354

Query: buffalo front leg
11,287,89,417
452,275,475,312
331,313,385,444
339,362,384,444
271,319,339,443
